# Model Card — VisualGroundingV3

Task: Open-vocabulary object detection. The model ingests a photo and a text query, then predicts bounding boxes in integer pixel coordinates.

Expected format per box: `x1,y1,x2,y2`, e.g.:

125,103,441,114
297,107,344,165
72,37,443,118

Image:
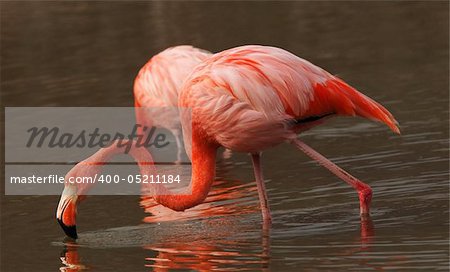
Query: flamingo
57,45,399,239
134,45,212,161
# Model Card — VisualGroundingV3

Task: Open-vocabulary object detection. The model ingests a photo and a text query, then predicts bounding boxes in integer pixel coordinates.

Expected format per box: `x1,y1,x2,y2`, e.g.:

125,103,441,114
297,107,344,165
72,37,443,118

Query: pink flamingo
57,45,399,239
134,45,212,161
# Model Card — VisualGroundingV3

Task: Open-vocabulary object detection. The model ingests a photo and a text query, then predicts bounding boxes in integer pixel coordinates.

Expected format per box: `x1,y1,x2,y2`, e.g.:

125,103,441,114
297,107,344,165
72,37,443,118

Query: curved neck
154,134,217,211
78,138,217,212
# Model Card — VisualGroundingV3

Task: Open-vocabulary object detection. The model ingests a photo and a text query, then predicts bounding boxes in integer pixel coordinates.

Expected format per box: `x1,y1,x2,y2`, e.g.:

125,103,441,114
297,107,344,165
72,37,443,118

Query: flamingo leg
251,153,272,223
291,138,372,216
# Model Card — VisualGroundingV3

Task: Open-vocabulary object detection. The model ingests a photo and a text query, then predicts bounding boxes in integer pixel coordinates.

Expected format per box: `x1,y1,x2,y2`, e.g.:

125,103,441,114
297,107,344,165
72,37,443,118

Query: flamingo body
180,45,398,155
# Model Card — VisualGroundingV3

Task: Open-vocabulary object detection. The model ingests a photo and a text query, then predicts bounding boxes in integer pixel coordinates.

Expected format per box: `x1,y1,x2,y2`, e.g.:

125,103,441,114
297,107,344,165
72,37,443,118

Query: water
1,2,449,271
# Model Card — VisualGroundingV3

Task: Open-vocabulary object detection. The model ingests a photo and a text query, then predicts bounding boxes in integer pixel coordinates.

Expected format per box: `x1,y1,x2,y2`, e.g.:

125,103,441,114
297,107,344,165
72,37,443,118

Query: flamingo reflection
143,228,270,271
141,178,270,271
59,178,271,271
58,214,378,271
59,178,404,271
59,240,86,271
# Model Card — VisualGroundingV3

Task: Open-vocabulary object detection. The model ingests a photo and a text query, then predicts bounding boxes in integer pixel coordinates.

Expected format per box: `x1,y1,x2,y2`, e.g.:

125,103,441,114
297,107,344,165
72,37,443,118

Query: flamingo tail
312,78,400,134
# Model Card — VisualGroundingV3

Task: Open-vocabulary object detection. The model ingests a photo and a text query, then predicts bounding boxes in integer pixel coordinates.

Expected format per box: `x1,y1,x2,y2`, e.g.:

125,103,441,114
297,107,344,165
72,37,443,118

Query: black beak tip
57,218,78,239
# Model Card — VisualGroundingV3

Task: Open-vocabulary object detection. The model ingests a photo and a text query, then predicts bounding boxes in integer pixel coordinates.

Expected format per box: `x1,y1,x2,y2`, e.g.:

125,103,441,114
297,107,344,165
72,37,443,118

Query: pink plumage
180,45,399,154
133,45,212,160
134,45,212,109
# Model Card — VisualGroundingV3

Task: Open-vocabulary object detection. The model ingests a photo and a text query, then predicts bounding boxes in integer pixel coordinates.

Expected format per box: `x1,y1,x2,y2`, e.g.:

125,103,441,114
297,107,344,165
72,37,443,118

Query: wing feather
180,45,399,151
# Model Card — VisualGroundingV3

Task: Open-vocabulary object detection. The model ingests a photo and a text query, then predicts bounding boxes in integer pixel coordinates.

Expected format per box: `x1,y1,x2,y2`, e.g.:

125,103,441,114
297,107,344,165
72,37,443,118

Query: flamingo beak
56,185,78,239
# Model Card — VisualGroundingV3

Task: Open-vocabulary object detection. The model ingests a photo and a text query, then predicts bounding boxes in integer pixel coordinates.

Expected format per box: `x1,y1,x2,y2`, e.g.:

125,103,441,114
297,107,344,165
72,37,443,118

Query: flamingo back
179,45,399,153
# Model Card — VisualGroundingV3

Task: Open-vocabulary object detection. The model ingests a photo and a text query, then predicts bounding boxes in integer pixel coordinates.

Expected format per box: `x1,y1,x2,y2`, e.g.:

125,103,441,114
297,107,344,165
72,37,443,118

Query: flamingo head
56,159,101,239
56,183,80,239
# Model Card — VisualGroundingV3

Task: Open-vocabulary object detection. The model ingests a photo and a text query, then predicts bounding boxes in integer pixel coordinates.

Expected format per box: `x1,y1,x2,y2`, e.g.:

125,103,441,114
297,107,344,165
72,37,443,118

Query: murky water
1,2,449,271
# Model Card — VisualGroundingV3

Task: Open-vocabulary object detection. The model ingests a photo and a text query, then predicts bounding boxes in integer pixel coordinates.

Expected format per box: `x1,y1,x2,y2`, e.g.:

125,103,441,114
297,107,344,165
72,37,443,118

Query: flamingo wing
179,45,399,152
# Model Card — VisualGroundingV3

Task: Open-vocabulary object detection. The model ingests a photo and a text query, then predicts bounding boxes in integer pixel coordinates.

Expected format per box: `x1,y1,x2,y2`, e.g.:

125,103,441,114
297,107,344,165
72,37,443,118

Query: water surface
1,2,449,271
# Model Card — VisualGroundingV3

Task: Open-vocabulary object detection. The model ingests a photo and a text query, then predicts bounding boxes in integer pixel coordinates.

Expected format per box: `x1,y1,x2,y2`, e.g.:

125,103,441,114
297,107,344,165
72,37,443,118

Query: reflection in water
141,178,270,271
60,230,271,271
60,241,86,271
143,229,270,271
359,217,374,250
59,216,378,271
338,218,410,271
59,177,381,271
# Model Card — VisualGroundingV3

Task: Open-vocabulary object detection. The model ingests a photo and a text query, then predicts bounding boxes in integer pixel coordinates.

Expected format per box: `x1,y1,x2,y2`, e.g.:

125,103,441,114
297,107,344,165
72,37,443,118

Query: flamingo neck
73,136,217,212
154,133,217,211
